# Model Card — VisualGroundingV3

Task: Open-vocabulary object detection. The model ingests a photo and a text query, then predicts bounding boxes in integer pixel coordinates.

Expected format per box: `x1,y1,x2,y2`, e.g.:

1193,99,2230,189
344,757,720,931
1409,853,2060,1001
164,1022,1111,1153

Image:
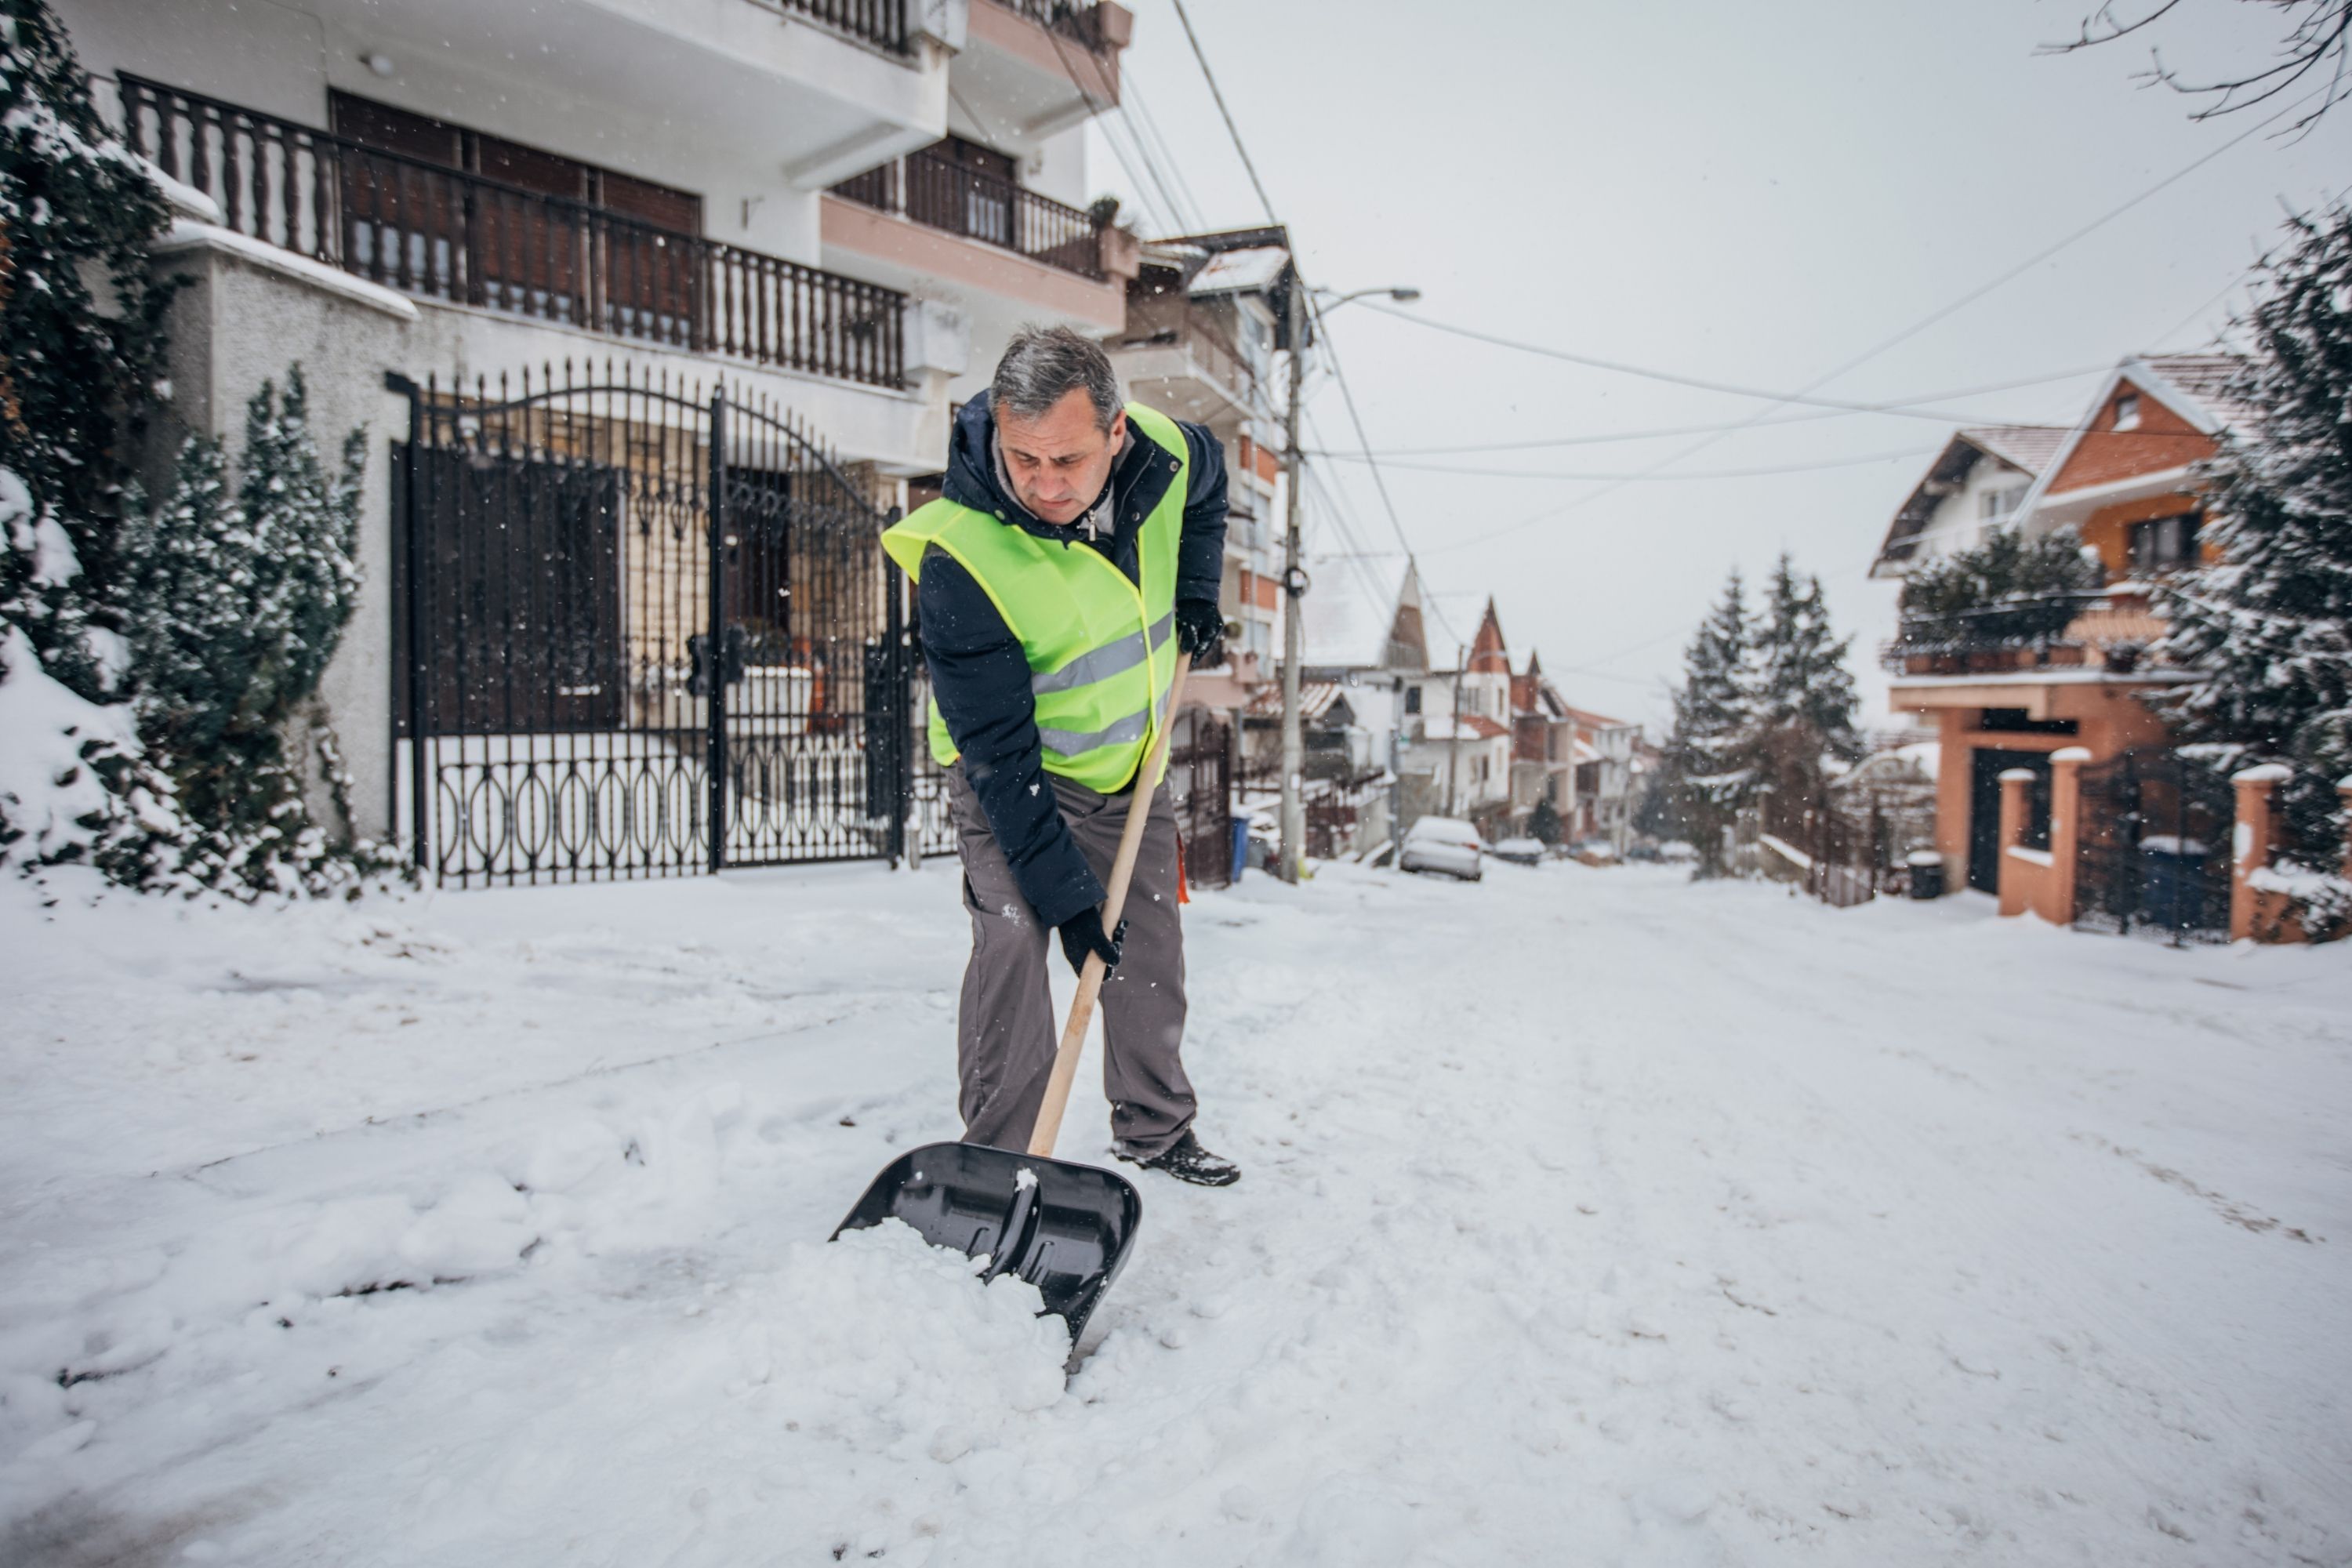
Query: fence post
882,506,908,867
1996,768,2034,918
706,389,728,874
2049,746,2091,926
2228,764,2288,941
387,372,431,879
2339,775,2352,884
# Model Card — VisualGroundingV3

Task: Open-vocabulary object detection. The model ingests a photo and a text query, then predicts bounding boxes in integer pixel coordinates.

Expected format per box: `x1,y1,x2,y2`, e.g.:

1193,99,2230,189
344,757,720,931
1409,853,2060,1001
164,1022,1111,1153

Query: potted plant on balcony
1893,527,2103,673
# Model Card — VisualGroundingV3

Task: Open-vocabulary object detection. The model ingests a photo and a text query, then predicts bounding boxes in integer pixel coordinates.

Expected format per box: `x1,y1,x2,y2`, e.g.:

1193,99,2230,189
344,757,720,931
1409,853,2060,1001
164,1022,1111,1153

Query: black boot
1120,1131,1240,1187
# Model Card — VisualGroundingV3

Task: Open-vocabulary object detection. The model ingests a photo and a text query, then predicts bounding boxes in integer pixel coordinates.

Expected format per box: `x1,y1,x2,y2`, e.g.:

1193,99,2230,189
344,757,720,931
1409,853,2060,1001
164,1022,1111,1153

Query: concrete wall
149,234,418,844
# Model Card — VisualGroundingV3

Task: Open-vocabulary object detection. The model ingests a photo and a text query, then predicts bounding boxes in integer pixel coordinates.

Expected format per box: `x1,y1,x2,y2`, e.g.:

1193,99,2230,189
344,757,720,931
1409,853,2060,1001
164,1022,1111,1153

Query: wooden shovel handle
1026,655,1192,1159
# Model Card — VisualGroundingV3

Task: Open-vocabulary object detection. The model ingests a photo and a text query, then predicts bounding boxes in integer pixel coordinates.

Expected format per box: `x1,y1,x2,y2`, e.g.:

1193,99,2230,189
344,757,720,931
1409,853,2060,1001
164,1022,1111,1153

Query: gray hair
991,325,1122,432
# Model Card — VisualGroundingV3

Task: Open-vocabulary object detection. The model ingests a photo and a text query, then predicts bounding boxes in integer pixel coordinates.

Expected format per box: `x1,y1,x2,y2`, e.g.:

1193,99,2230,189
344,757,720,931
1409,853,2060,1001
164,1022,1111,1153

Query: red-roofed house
1873,354,2242,898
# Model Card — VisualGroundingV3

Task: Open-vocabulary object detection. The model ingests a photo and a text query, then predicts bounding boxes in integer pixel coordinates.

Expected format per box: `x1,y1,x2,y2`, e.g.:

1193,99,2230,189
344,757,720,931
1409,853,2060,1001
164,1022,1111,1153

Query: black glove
1058,907,1128,977
1174,597,1225,667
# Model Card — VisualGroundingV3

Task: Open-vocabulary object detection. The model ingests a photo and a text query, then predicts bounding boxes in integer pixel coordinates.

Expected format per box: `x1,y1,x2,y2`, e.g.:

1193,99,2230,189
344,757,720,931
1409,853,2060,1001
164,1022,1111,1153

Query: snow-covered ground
3,859,2348,1566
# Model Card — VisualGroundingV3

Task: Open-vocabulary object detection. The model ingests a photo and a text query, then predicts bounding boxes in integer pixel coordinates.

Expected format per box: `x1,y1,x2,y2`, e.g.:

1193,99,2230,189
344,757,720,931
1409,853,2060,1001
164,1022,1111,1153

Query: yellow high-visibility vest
882,401,1186,794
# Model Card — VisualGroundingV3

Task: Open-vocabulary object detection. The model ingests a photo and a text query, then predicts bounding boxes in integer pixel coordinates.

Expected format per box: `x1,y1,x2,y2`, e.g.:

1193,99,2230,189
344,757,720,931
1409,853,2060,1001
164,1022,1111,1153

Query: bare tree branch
2045,0,2352,135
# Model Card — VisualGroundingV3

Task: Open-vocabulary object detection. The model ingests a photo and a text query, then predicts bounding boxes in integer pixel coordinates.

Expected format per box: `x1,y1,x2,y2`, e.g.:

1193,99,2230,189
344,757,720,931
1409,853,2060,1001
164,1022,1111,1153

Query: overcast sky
1083,0,2352,732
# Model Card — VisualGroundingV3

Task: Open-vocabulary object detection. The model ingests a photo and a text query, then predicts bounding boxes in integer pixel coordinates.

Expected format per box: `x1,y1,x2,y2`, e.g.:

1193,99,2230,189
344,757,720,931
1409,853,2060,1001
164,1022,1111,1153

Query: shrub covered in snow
118,371,394,898
2158,203,2352,938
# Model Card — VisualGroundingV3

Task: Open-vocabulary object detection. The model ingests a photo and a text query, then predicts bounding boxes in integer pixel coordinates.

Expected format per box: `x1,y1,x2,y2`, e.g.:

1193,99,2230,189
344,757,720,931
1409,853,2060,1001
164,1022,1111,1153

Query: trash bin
1230,816,1250,883
1906,850,1945,900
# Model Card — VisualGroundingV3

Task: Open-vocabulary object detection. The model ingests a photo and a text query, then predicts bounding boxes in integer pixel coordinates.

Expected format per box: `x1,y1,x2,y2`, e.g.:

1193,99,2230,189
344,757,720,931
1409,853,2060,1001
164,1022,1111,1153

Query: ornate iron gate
1168,706,1233,891
392,365,915,886
2073,748,2234,944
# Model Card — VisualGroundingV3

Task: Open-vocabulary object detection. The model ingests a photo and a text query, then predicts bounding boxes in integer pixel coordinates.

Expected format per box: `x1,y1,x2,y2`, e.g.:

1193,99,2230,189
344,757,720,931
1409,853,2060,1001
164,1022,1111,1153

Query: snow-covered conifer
1755,551,1860,761
2157,202,2352,930
1645,569,1755,875
0,0,173,691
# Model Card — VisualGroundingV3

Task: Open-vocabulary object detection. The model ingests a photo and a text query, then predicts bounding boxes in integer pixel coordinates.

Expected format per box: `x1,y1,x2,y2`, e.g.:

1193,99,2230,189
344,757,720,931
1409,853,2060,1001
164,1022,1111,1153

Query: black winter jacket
913,397,1227,929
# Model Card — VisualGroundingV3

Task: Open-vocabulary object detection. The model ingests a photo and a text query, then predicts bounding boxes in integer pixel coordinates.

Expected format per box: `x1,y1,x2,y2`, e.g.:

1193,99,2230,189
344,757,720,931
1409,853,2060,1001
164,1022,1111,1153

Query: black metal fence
1169,706,1234,890
2073,748,2234,944
830,143,1104,279
118,77,906,389
393,363,921,887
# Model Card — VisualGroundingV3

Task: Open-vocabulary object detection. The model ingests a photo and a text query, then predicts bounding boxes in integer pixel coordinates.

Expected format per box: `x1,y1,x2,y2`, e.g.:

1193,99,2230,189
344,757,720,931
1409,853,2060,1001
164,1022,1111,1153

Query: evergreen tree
1647,569,1755,876
0,0,175,694
1527,793,1563,846
120,369,376,895
1755,552,1860,760
0,0,185,882
2156,202,2352,928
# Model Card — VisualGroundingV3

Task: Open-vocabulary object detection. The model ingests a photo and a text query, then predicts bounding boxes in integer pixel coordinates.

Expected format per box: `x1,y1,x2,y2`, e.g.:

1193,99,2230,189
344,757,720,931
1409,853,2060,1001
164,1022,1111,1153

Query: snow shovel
835,655,1192,1352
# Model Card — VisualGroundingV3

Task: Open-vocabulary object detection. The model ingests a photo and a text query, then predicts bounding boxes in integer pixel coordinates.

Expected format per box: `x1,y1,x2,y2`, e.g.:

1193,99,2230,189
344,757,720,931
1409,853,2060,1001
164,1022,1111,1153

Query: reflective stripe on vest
880,401,1189,794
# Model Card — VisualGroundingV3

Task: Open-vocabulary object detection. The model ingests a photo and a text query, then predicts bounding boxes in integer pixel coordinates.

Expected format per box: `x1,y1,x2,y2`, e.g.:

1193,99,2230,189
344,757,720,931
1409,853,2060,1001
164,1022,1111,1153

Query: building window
2129,512,2200,575
1978,485,2025,522
2114,392,2141,432
1405,685,1421,715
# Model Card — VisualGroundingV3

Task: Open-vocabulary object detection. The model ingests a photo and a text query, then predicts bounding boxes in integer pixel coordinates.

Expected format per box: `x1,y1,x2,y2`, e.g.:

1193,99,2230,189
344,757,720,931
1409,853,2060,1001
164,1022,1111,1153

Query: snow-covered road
4,860,2348,1566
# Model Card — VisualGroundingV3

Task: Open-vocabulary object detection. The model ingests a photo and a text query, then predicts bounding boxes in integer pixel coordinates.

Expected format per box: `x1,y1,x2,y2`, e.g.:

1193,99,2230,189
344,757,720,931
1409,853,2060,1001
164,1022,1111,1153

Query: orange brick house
1871,354,2246,895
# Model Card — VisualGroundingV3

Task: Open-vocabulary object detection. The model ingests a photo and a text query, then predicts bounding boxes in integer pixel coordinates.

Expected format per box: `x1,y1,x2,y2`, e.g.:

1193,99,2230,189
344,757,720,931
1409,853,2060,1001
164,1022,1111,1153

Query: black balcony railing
780,0,910,53
831,144,1104,279
993,0,1108,42
1881,589,2118,676
118,77,906,389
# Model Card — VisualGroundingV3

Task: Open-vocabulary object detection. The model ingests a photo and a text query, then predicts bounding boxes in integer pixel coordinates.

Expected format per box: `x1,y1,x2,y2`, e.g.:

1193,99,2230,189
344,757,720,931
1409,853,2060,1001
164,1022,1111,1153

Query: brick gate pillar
2049,746,2091,926
1996,768,2035,918
2229,764,2289,941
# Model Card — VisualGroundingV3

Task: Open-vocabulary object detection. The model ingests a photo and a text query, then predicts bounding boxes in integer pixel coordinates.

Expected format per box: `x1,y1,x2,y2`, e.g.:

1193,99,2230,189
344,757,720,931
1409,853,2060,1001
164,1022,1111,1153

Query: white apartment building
56,0,1140,873
1108,228,1291,707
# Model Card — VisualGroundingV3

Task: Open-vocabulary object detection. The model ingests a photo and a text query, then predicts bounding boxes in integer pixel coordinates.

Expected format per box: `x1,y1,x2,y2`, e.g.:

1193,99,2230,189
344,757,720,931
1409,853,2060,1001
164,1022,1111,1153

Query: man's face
996,389,1125,526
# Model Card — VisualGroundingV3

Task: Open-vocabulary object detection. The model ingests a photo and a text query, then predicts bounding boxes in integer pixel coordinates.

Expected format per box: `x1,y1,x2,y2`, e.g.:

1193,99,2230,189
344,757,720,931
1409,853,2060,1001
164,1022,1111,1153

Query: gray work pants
946,762,1195,1158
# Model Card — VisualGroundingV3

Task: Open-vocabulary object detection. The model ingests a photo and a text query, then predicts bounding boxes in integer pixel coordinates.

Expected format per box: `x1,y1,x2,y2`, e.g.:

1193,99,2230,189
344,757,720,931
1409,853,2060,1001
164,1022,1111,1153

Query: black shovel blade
833,1142,1143,1346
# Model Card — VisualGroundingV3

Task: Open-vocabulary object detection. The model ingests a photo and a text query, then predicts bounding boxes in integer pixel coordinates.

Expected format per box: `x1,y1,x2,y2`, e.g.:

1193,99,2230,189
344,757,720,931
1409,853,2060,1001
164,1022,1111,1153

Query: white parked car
1399,816,1484,880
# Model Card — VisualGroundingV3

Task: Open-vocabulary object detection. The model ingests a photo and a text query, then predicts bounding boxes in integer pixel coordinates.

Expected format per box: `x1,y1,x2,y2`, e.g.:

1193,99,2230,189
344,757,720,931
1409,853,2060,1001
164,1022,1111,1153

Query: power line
1436,81,2329,553
1167,0,1280,225
1304,365,2114,456
1315,445,1938,481
1118,72,1207,232
1355,307,2117,425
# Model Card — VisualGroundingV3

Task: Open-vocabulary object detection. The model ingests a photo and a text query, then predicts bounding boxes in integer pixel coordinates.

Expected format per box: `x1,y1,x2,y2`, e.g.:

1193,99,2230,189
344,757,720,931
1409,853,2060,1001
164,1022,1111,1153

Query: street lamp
1276,278,1419,884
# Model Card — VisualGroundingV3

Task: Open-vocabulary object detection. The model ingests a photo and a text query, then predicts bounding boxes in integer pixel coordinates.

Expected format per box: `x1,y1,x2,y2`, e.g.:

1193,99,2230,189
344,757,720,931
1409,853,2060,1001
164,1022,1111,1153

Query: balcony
829,145,1104,278
1112,307,1261,429
1880,589,2165,678
121,78,906,389
956,2,1133,147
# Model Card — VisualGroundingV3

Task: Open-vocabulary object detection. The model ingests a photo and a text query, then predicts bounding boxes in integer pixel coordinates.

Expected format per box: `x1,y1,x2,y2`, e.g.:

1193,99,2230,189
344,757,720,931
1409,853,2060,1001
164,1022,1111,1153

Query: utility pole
1276,272,1308,884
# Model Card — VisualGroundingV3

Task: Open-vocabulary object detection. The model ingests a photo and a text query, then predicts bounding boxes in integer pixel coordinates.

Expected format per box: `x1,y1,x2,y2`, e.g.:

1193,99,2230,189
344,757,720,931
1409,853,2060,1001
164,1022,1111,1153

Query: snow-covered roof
1960,425,2068,475
1871,426,2062,576
1189,246,1288,298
